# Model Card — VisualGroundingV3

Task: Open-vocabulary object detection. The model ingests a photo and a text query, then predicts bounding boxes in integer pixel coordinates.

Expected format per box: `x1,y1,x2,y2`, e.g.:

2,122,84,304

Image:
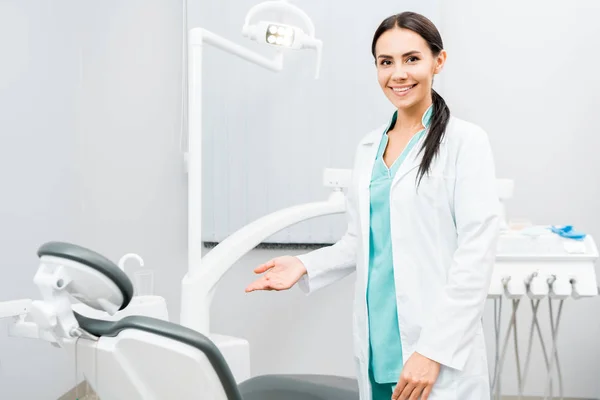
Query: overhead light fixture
242,1,323,79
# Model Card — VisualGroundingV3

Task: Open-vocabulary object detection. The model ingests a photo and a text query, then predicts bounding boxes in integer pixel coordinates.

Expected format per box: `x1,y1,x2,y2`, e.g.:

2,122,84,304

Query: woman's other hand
392,352,441,400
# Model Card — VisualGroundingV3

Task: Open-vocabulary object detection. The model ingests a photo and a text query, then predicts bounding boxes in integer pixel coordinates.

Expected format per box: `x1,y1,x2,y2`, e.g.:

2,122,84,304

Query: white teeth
393,85,415,92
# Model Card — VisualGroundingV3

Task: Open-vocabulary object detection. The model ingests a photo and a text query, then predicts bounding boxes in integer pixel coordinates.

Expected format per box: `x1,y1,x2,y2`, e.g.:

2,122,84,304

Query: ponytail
416,89,450,186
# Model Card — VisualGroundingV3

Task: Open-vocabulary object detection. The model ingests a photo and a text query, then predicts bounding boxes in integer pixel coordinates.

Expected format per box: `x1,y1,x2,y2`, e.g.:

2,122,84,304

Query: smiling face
374,27,446,112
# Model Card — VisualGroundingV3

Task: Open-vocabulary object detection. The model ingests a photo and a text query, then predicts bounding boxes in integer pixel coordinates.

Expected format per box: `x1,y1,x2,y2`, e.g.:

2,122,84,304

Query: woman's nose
391,66,408,81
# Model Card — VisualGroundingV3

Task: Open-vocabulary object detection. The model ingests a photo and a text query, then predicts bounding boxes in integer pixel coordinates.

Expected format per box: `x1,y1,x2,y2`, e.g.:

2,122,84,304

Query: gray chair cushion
239,374,360,400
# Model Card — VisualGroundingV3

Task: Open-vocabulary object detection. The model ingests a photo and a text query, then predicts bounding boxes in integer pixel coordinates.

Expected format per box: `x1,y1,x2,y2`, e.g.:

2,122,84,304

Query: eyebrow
377,50,422,59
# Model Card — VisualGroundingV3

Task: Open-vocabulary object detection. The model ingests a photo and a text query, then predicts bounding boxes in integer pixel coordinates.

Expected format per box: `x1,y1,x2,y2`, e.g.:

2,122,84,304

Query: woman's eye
406,56,419,63
379,60,392,66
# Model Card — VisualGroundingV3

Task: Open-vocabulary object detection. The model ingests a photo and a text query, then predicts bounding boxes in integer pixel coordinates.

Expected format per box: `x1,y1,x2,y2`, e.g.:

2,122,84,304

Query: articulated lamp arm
181,170,351,334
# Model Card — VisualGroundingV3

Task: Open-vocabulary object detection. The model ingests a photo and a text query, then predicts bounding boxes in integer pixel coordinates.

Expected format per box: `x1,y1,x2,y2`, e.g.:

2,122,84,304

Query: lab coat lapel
391,104,435,188
391,133,426,189
356,130,381,285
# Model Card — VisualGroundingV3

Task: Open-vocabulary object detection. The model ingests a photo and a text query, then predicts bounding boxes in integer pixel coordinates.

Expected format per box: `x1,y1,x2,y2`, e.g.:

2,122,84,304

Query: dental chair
29,241,358,400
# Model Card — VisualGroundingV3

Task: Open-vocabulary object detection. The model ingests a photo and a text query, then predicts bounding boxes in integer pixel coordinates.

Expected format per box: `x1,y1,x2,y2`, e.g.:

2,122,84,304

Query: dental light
242,0,323,78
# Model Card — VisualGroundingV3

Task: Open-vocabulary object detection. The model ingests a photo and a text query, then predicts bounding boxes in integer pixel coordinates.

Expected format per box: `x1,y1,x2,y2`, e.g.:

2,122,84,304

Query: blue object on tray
549,225,587,240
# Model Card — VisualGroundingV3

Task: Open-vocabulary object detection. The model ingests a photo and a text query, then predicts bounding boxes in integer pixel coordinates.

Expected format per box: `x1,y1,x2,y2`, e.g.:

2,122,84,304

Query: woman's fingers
421,385,433,400
254,259,276,273
245,269,294,292
246,260,283,292
245,276,272,292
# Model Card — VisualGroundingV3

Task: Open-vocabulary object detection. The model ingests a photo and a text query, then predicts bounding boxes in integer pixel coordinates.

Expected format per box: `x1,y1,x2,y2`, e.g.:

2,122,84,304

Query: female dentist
246,11,500,400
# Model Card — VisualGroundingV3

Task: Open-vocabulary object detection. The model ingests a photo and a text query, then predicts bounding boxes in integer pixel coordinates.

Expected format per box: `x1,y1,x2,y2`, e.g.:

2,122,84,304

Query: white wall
0,1,187,399
1,0,599,399
0,2,81,399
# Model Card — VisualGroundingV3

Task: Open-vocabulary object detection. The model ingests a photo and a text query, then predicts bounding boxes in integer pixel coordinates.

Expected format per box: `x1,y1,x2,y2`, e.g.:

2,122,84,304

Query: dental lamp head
242,0,323,79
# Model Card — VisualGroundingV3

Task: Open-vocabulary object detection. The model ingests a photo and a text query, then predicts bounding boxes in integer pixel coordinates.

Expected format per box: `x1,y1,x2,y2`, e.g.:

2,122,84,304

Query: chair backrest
73,312,244,400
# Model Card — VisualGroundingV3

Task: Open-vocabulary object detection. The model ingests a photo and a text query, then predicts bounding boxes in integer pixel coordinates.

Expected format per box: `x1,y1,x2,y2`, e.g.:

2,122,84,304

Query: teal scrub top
367,105,433,384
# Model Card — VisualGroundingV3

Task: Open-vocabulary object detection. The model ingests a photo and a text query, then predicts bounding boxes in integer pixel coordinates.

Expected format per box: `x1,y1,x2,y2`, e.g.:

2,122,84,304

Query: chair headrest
38,241,134,311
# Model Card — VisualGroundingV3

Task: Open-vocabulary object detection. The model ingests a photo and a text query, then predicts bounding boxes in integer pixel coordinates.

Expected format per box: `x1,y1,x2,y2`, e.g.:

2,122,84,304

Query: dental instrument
493,276,524,400
540,274,570,400
520,272,549,393
490,297,502,394
521,298,550,397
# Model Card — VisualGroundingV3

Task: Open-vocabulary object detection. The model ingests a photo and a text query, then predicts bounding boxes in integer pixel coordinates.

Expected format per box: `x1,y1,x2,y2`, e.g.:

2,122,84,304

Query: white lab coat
297,114,500,399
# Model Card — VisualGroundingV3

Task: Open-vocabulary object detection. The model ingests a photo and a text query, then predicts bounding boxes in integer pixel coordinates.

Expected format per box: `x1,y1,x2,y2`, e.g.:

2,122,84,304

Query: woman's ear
434,49,447,75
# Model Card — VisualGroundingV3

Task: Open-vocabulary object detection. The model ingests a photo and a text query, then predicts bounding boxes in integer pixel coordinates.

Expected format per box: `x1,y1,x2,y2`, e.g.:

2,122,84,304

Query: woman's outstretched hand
245,256,307,292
